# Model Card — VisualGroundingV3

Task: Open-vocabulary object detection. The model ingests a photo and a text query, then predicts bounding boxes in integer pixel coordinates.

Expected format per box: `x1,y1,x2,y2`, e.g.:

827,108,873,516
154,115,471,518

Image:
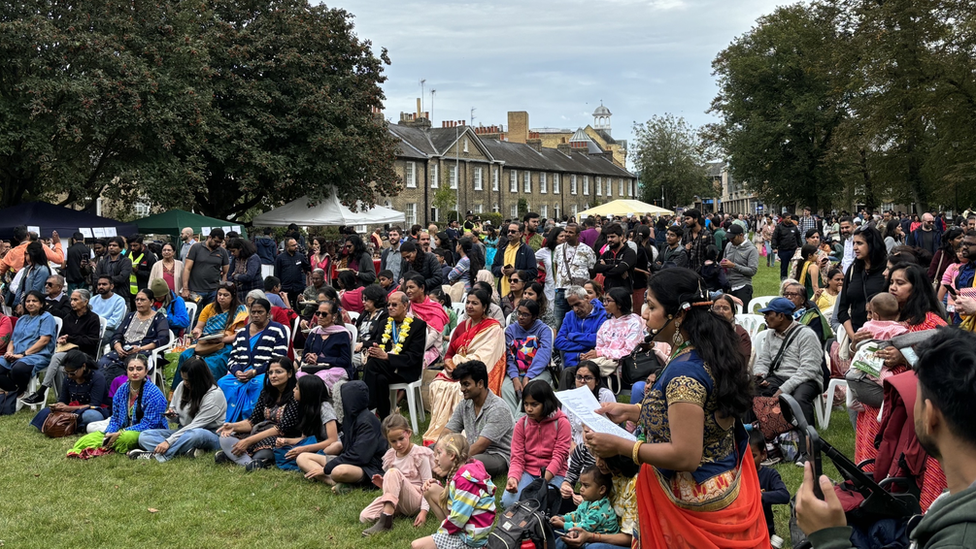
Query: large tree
0,0,210,209
159,0,401,219
631,114,712,210
708,3,852,213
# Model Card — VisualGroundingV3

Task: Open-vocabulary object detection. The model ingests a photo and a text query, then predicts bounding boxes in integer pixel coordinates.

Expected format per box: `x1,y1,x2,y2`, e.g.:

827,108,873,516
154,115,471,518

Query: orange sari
636,447,768,548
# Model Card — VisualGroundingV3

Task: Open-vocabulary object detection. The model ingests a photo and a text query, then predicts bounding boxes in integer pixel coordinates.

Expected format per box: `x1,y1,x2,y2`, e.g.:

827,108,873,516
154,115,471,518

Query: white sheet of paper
105,227,117,237
555,386,636,441
232,225,242,234
201,227,211,236
79,228,93,238
222,226,232,233
27,226,40,235
92,228,106,238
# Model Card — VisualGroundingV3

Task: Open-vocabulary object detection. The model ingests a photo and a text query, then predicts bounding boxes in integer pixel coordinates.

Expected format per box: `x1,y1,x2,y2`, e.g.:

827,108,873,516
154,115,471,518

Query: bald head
922,213,934,223
387,291,409,320
180,227,194,242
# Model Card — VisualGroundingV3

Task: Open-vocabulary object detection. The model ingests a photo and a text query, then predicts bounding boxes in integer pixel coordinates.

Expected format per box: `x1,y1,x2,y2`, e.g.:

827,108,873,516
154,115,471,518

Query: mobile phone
944,284,958,297
102,435,113,447
552,529,568,537
806,426,824,500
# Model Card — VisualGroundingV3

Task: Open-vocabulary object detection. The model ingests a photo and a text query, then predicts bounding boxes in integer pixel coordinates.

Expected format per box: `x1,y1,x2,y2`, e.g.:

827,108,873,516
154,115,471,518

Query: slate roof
388,125,436,159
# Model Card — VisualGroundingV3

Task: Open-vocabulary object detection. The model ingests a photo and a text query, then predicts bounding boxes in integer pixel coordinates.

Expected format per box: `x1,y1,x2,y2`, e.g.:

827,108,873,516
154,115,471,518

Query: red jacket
509,409,571,479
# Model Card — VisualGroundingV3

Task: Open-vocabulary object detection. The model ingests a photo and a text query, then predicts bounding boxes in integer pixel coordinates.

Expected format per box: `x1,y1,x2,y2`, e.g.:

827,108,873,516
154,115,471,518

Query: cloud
332,0,786,166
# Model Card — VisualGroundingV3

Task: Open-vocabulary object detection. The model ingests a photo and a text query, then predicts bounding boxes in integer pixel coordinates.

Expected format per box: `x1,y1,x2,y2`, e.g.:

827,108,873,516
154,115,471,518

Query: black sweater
61,309,102,357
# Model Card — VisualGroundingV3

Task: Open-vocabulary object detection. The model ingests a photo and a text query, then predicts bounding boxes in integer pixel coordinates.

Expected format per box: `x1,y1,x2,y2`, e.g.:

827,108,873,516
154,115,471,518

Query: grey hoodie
808,479,976,549
723,238,759,289
165,384,227,446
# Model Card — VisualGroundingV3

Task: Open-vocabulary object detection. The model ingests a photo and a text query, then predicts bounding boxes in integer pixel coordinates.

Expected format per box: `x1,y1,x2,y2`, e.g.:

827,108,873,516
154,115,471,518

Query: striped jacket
226,321,289,376
439,460,497,547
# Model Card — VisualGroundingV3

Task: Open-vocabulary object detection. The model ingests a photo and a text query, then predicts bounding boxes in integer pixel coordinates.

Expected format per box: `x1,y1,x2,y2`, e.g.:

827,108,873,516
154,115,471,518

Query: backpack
486,499,557,549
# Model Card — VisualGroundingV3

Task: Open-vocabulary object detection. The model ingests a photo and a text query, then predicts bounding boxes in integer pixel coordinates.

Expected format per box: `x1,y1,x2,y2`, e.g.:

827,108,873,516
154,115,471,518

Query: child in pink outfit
361,415,435,536
849,293,909,408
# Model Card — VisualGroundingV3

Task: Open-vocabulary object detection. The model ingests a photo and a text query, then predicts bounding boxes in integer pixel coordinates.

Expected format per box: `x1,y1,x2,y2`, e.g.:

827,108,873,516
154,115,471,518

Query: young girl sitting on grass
67,355,167,459
273,375,340,471
502,379,571,508
550,465,619,549
413,433,496,549
360,414,436,536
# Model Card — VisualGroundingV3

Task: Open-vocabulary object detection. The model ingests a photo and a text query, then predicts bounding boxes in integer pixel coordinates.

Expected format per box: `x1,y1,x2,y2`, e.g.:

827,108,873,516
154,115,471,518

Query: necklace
666,341,694,365
380,316,414,355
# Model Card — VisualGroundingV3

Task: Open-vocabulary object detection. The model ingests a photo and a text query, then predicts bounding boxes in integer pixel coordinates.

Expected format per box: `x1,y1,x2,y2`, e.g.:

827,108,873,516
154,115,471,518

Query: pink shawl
410,297,449,333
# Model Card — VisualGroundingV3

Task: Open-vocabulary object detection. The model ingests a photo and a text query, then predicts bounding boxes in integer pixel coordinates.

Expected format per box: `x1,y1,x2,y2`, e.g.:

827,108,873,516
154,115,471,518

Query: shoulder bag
752,326,802,440
41,411,78,438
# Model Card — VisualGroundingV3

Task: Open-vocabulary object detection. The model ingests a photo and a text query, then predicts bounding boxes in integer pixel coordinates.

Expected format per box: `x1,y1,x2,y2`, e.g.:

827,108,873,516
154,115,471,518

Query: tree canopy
709,0,976,213
0,0,400,219
630,114,712,210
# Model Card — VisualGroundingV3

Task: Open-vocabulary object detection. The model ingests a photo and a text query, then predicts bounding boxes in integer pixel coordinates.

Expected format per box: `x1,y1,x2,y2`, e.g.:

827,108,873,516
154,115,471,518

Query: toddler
750,430,789,538
551,465,619,548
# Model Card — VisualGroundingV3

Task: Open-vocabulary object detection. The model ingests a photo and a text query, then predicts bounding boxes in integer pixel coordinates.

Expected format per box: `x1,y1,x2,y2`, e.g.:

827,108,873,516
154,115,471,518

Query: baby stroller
778,394,921,549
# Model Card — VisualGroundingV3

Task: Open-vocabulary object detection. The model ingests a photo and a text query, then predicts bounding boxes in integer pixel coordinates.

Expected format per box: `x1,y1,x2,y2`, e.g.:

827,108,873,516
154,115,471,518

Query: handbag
752,396,792,441
41,411,78,438
931,253,946,291
620,345,662,386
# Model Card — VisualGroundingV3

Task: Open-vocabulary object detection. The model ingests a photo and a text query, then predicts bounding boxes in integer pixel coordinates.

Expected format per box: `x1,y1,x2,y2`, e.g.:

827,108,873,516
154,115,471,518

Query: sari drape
422,318,505,444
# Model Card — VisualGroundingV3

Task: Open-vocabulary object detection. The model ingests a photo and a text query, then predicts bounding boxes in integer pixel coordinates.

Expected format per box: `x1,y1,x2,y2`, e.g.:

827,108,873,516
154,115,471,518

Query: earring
672,320,683,346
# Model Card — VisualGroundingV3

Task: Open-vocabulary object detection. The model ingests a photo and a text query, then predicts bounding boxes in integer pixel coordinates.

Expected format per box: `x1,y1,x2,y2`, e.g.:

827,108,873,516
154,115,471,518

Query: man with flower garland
363,291,428,417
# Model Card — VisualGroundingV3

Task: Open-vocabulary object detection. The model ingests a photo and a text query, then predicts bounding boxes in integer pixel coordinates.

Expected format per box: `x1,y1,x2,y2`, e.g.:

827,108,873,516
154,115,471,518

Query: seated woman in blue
216,355,298,471
67,354,168,458
172,281,248,389
0,291,57,399
217,298,288,422
97,289,170,385
130,356,227,462
30,350,110,433
274,374,340,470
297,300,352,391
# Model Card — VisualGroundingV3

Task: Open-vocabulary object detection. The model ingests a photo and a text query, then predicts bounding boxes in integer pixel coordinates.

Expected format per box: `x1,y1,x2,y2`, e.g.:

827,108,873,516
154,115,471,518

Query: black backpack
486,499,557,549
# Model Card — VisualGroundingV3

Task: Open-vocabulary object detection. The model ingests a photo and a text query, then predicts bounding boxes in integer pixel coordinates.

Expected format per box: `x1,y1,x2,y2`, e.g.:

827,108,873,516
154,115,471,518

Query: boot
362,513,394,536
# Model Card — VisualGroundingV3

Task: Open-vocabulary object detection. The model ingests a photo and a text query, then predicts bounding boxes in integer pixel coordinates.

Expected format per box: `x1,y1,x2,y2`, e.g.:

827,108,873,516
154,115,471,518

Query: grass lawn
0,263,856,548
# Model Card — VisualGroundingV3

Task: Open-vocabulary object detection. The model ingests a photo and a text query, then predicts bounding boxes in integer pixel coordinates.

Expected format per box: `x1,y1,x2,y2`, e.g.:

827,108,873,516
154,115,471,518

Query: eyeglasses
783,292,802,298
575,375,595,383
508,230,520,234
44,282,56,287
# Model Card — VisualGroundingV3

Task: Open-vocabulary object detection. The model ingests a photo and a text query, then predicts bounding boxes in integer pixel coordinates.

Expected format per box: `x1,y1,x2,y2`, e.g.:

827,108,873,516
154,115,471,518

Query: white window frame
571,175,578,195
474,167,483,191
449,165,458,190
406,203,417,226
492,168,499,191
463,138,469,153
583,176,589,196
406,162,416,188
540,204,548,219
475,204,483,214
572,204,578,216
430,163,438,189
510,204,518,218
553,173,560,194
619,179,625,196
431,206,439,222
606,178,612,198
540,173,547,194
596,176,602,196
510,170,518,193
493,203,500,213
554,203,560,219
524,172,531,193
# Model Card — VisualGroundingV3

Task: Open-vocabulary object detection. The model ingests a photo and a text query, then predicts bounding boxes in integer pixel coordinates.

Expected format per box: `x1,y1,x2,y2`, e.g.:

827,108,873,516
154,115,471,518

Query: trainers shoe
245,459,269,472
127,449,154,460
215,451,231,465
192,449,206,459
19,390,46,405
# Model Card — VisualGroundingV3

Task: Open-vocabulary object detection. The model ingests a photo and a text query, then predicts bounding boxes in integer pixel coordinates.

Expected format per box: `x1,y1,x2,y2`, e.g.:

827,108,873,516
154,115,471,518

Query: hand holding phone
944,284,958,297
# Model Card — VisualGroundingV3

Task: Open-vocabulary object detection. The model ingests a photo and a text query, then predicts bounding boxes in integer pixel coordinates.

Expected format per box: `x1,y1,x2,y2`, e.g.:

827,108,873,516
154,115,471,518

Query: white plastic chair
184,301,198,328
817,378,851,430
389,378,425,434
451,302,466,318
96,316,108,359
735,314,766,339
347,311,360,322
749,330,771,374
747,295,777,315
344,323,358,366
149,330,177,393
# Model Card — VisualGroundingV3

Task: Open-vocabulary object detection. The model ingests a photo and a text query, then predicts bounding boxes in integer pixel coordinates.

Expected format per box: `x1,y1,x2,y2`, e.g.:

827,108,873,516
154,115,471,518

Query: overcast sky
333,0,786,164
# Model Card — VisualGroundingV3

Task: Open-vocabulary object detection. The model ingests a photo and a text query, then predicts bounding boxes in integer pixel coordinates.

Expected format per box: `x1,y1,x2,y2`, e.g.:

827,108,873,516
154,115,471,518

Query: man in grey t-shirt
444,360,514,478
181,228,230,310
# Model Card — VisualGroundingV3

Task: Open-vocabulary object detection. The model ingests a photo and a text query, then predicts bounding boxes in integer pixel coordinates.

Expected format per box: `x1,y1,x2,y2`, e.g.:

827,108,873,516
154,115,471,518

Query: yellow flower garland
380,316,414,355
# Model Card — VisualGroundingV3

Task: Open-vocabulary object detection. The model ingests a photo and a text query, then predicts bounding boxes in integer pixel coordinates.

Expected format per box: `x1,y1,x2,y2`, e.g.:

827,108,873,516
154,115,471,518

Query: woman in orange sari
584,268,766,549
422,286,505,445
402,272,449,368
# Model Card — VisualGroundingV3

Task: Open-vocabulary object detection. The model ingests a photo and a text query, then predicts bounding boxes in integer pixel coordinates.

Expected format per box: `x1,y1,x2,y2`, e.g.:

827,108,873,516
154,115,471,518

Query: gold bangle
631,441,644,465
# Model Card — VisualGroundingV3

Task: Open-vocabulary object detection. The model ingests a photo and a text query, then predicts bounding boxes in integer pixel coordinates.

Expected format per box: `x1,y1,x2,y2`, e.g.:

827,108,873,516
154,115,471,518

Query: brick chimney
557,143,573,155
527,138,543,152
507,111,529,144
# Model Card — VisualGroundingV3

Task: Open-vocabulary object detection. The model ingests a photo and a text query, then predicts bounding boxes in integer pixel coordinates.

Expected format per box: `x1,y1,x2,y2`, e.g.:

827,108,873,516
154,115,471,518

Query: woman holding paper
583,268,765,548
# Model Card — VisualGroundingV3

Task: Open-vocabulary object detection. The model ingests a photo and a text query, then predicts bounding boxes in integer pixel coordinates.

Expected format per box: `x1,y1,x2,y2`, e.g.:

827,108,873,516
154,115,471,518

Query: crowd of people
1,205,975,549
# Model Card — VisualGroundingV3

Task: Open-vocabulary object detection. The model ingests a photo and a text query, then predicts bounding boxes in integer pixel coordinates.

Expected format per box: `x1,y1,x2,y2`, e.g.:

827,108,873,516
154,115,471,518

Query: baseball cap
758,297,795,315
727,224,744,236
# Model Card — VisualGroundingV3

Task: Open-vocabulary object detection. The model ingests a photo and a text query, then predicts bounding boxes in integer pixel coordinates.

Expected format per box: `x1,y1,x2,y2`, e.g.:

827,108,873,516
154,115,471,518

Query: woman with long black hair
584,267,765,547
838,226,888,339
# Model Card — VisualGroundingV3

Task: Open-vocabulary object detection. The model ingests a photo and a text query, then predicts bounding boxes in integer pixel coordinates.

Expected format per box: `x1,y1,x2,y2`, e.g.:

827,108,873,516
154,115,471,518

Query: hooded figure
322,381,387,484
151,277,189,331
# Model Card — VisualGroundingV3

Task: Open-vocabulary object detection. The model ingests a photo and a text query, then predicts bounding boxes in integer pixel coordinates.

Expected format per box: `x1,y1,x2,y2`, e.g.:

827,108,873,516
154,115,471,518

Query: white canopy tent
251,191,405,227
577,199,674,218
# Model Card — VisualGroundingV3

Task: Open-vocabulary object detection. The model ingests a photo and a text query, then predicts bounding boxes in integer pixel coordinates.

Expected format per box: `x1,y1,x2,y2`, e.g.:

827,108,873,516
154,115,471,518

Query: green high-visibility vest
129,252,144,295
